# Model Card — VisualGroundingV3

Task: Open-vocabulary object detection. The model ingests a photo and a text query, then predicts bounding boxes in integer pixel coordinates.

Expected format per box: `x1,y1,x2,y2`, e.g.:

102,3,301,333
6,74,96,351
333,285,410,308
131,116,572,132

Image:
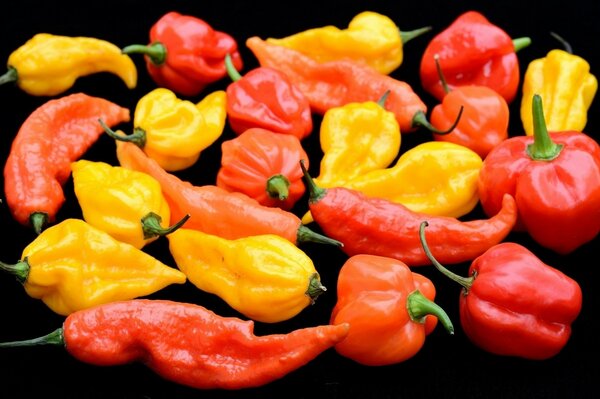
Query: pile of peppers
0,4,597,394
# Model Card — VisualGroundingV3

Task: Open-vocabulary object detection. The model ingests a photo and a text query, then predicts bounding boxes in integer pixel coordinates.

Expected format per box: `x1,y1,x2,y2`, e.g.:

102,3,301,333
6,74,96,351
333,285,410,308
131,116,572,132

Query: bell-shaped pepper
168,228,326,323
478,94,600,254
0,33,137,96
330,254,453,366
122,11,243,97
102,88,226,172
216,128,309,210
520,33,597,136
420,221,582,360
265,11,431,75
224,54,313,139
0,218,186,316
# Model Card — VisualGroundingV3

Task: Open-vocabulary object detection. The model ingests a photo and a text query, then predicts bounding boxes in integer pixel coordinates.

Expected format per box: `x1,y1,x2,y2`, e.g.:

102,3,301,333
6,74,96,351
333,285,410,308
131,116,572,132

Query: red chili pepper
0,299,350,389
224,54,313,139
216,127,309,210
300,160,517,266
122,11,243,97
331,254,453,366
420,11,531,104
478,94,600,254
419,221,583,360
3,93,130,234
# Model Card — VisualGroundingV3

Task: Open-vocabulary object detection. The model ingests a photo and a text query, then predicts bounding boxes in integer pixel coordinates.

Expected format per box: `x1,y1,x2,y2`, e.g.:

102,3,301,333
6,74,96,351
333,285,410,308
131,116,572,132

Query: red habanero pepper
0,299,350,390
3,93,130,234
419,221,582,360
478,94,600,254
122,11,243,97
216,127,309,210
330,254,453,366
224,54,313,139
420,11,531,104
300,160,517,267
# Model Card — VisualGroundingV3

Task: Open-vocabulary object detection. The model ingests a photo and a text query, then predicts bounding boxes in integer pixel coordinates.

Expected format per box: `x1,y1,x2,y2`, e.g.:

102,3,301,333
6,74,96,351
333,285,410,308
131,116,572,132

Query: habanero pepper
0,299,350,390
330,254,453,366
122,11,243,97
478,94,600,254
419,221,582,360
0,218,186,316
3,93,131,234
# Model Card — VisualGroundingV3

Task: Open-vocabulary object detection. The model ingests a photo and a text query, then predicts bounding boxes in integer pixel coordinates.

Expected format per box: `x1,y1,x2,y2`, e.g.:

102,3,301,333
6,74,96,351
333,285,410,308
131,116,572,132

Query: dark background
0,1,598,398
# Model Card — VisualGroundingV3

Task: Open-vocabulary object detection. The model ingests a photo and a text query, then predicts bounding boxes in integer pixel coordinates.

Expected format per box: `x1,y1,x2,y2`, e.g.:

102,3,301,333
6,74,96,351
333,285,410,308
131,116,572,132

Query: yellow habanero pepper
266,11,431,75
102,88,227,171
521,33,597,136
0,218,186,316
0,33,137,96
71,159,189,249
168,228,326,323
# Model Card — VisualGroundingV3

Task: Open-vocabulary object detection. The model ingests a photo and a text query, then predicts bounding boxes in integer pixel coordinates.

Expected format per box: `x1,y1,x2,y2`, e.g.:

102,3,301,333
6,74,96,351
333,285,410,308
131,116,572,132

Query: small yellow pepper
266,11,430,75
0,33,137,96
103,88,227,171
168,228,326,323
0,218,186,316
71,159,189,249
521,33,597,136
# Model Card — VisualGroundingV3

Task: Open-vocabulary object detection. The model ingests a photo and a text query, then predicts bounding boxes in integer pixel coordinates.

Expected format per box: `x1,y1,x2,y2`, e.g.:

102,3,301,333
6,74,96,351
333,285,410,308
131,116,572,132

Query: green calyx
141,212,191,240
30,212,49,235
299,159,326,204
412,107,464,135
512,37,532,52
99,118,147,148
0,328,64,348
122,42,167,66
0,67,18,86
306,273,327,304
526,94,564,161
266,174,291,201
400,26,432,44
224,53,242,82
407,290,454,335
0,257,30,284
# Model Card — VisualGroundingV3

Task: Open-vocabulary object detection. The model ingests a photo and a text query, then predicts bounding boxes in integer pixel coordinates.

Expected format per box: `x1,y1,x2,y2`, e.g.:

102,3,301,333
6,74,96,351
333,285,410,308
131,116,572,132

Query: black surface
0,1,598,398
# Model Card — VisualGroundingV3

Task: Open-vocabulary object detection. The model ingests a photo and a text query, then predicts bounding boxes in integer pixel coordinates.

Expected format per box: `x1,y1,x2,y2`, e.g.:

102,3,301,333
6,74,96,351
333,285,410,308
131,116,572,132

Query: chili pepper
71,159,189,249
520,32,597,136
121,11,243,97
224,54,313,139
115,139,341,247
265,11,431,75
419,221,582,360
3,93,130,234
300,160,517,266
0,33,137,96
168,228,326,323
216,127,308,210
420,11,531,104
478,94,600,254
0,299,350,390
0,219,186,316
102,88,226,171
330,254,453,366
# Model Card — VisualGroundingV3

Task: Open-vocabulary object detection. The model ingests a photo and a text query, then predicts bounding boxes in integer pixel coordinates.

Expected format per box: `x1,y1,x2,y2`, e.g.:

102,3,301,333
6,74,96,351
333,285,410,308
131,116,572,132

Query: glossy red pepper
420,11,531,104
122,11,243,97
420,221,583,360
478,94,600,254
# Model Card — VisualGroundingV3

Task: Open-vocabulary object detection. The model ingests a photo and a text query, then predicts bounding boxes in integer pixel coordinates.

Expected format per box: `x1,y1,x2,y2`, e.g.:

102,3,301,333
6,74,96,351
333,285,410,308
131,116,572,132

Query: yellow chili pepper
0,33,137,96
71,159,189,249
520,33,597,136
0,218,186,316
102,88,227,171
168,228,326,323
266,11,431,75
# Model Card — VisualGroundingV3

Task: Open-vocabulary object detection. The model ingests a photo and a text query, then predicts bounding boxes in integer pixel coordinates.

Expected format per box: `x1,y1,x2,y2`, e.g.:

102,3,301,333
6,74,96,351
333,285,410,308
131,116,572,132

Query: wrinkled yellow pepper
0,218,186,316
266,11,430,74
0,33,137,96
71,159,189,249
168,228,326,323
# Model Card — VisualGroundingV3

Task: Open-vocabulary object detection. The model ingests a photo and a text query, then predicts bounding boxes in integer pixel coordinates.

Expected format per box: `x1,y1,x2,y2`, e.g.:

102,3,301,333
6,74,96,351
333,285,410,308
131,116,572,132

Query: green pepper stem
411,107,464,135
549,32,573,54
0,258,29,284
306,273,327,304
433,54,450,94
224,53,242,82
121,42,167,65
419,221,474,291
400,26,432,44
513,37,532,52
297,225,343,247
30,212,49,235
266,174,290,200
299,159,326,203
377,90,391,108
0,328,64,348
407,290,454,335
99,118,147,148
142,212,191,240
0,67,18,86
526,94,564,161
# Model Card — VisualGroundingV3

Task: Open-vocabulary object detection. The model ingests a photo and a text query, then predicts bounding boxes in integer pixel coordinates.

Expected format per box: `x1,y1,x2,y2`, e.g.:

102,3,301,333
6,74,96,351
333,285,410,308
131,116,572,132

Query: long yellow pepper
0,33,137,96
0,218,186,316
168,228,326,323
